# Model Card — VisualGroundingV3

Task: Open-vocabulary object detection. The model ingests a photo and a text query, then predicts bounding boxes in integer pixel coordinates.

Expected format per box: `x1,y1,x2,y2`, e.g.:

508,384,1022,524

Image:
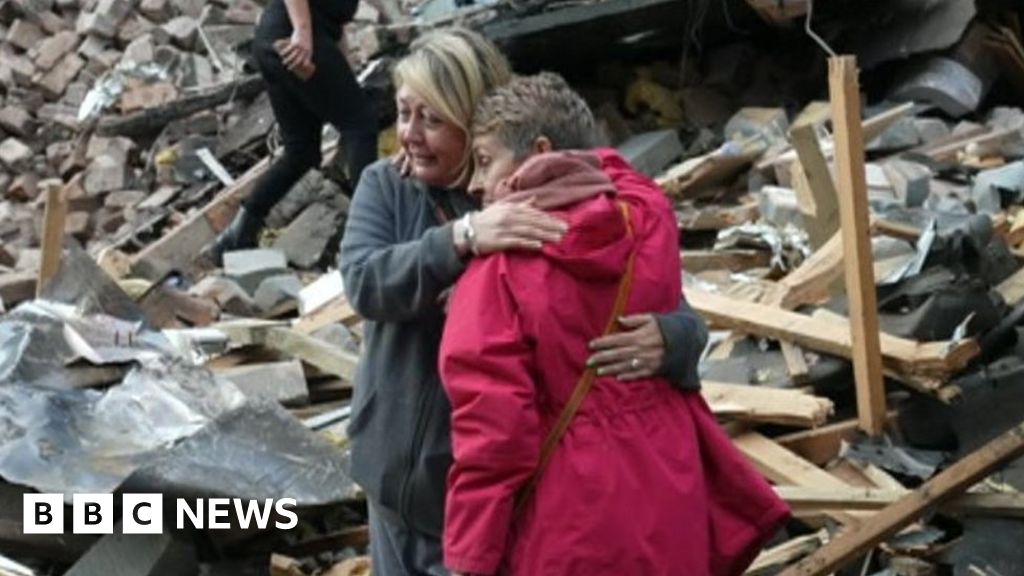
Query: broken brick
76,0,134,38
0,242,17,268
139,0,173,23
171,0,204,18
5,173,39,202
6,53,37,88
37,53,85,100
104,190,145,209
120,82,178,114
162,16,199,49
0,106,35,137
0,138,33,169
35,11,70,35
64,211,93,241
33,30,80,71
122,33,156,64
77,35,110,61
86,136,136,165
5,19,44,52
117,13,157,45
84,155,128,195
46,141,74,170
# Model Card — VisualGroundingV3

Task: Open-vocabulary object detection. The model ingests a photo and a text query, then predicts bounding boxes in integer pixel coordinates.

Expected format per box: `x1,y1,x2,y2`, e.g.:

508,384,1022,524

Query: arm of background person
440,257,539,576
279,0,314,71
340,165,467,322
654,297,708,389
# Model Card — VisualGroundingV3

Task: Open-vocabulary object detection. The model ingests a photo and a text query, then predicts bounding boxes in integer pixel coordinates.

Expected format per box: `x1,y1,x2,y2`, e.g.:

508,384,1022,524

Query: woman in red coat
439,73,789,576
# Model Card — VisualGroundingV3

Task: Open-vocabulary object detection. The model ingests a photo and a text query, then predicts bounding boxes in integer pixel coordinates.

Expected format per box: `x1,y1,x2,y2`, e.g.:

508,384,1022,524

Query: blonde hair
473,72,598,159
394,27,512,185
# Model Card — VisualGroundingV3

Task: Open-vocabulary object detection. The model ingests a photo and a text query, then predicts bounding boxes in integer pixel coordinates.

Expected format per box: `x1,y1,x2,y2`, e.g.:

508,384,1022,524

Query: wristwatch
460,212,479,256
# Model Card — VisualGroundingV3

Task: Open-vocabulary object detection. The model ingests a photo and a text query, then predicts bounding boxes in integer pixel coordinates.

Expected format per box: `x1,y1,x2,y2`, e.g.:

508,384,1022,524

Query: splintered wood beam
701,381,833,428
746,530,829,576
777,486,1024,519
829,56,886,437
771,230,845,309
680,249,772,274
216,320,358,381
687,288,979,383
293,296,361,335
38,182,68,297
733,431,864,527
779,419,1024,576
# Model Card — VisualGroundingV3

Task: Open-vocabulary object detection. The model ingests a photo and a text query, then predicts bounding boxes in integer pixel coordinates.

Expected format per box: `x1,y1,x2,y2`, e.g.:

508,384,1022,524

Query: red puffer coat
439,149,789,576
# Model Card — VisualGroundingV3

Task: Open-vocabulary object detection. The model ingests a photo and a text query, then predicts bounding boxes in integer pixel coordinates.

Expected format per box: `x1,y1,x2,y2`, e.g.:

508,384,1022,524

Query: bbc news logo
24,494,299,534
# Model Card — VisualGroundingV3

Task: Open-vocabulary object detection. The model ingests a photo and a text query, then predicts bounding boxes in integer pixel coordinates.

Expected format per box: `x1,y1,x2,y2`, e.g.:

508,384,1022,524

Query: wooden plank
265,328,359,382
861,102,916,144
781,342,810,383
772,231,845,309
779,419,1024,576
680,249,772,274
776,414,898,466
294,296,361,335
702,381,833,428
688,288,979,382
217,320,359,381
778,487,1024,519
677,201,760,231
37,182,67,297
829,56,886,437
733,431,863,526
790,124,840,249
746,530,829,576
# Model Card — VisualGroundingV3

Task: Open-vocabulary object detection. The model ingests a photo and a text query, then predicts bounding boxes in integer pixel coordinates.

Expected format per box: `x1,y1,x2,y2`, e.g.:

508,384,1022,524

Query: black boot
199,207,263,267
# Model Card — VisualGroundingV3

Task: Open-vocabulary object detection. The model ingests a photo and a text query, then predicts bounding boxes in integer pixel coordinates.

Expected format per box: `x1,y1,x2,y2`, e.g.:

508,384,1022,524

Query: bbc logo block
24,494,298,534
23,494,63,534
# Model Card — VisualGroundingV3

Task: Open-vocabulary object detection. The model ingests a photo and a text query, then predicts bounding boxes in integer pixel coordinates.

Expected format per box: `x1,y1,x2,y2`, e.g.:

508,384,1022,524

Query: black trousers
246,29,378,221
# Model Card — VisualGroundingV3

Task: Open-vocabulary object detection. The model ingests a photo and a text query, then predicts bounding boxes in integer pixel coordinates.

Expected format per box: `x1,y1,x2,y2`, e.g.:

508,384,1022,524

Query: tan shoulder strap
514,201,637,515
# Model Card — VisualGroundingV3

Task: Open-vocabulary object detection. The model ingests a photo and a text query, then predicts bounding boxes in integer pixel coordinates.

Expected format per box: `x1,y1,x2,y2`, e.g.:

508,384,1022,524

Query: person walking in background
203,0,401,264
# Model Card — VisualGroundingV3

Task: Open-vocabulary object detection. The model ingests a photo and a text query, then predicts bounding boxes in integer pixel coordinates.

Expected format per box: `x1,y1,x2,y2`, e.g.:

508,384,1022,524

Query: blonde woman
339,28,708,575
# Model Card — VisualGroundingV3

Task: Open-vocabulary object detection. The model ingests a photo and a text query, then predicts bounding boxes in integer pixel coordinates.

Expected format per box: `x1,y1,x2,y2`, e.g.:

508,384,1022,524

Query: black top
258,0,359,41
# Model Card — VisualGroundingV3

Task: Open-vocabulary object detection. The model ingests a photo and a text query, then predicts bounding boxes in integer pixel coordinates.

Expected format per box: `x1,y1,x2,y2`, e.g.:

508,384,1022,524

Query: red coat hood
497,151,634,282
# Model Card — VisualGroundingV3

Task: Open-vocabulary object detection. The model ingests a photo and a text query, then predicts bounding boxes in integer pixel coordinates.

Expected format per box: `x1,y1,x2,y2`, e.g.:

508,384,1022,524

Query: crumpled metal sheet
0,355,357,506
715,222,810,272
0,301,171,389
123,399,358,505
0,358,245,497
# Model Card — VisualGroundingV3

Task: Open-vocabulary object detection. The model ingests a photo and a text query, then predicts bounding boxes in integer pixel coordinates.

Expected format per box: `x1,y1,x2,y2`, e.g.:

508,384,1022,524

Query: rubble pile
0,0,398,291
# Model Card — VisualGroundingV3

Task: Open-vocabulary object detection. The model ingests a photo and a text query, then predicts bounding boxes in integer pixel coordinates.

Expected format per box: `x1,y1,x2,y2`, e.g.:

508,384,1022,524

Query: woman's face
396,85,468,188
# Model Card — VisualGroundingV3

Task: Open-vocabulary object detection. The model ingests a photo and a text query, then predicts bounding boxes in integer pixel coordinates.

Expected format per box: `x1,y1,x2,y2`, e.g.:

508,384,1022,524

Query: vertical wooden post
37,182,67,297
828,56,886,437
